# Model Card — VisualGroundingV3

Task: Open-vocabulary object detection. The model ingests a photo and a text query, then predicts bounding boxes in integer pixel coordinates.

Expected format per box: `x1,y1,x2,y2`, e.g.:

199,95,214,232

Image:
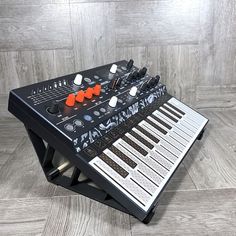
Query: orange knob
76,90,85,103
65,93,75,107
84,87,93,99
93,84,101,96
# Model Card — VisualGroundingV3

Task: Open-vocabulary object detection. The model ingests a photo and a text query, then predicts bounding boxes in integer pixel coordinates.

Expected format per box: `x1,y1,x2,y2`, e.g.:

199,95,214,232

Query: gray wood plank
152,45,199,105
184,116,236,189
0,49,75,93
165,163,196,191
42,195,131,236
0,197,51,235
115,0,200,46
199,0,236,86
131,188,236,235
195,85,236,110
0,0,68,4
0,153,10,167
0,95,14,118
0,119,26,153
0,4,72,51
70,2,116,70
0,137,56,199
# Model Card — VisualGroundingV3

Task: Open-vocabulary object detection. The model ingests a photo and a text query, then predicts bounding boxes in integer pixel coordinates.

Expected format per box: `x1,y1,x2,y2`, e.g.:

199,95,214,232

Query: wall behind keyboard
0,0,235,110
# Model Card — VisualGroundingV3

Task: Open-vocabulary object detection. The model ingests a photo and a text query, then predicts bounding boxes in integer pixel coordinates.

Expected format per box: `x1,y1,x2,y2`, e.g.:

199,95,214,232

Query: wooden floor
0,98,236,235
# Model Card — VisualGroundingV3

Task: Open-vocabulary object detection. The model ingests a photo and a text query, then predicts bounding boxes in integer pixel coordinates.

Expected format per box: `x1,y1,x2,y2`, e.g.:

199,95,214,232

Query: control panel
10,60,166,152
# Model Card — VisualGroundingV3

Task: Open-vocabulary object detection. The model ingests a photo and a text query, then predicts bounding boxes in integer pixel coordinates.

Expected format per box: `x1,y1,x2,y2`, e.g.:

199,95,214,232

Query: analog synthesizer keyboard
8,60,208,223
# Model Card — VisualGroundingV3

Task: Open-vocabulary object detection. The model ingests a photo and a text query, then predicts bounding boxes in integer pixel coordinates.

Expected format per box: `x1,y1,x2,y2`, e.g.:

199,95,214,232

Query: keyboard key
136,125,160,144
109,145,137,169
123,135,148,156
145,117,167,135
99,153,129,178
159,109,178,122
162,104,182,119
150,114,172,130
166,101,185,115
130,129,154,149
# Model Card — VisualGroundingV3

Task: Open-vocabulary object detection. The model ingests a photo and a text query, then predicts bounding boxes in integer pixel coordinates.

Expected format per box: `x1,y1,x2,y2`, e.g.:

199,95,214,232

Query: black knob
140,81,148,91
147,77,156,89
127,70,138,82
47,101,60,114
155,75,160,84
126,59,134,71
138,67,147,78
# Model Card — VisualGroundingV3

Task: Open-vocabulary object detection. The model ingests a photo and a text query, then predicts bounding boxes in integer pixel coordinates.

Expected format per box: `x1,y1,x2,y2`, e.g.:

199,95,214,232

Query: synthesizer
8,60,208,223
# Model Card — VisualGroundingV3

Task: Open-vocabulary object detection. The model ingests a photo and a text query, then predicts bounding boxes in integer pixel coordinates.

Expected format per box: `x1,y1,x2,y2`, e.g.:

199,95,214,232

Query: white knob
74,74,83,86
108,96,118,108
129,86,138,97
110,64,117,74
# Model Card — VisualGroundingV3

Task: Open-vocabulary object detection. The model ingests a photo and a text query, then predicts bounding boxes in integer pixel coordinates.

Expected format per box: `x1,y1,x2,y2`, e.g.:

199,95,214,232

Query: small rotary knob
65,94,76,107
126,59,134,71
47,101,60,114
110,64,117,74
129,86,138,97
108,96,118,108
74,74,83,86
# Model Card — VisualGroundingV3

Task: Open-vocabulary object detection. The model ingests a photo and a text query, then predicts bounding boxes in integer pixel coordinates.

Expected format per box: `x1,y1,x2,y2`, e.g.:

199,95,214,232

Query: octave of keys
89,98,208,211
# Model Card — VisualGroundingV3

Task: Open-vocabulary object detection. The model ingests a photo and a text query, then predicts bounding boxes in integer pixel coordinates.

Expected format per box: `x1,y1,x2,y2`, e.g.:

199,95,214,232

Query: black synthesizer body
8,60,208,223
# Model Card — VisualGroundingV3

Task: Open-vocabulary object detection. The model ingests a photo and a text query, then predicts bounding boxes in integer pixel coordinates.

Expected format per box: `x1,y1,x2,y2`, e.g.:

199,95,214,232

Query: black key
122,135,148,156
159,109,178,123
163,104,182,119
130,130,154,149
109,145,137,168
150,114,172,130
136,125,160,144
167,102,185,115
99,153,129,178
145,118,167,135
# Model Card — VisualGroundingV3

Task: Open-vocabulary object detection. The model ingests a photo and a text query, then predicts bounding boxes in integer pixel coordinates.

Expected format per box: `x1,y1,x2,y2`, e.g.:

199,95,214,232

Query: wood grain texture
115,0,200,46
0,119,26,153
195,85,236,110
0,137,56,199
0,95,14,118
0,49,75,92
199,0,236,87
0,4,72,51
70,2,116,70
0,0,68,4
0,197,51,236
184,111,236,189
131,188,236,235
152,45,199,105
42,195,131,236
0,153,10,167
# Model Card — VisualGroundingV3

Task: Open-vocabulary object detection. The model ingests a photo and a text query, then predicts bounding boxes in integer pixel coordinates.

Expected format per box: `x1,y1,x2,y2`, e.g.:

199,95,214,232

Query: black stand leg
197,129,205,140
142,209,155,224
25,126,131,217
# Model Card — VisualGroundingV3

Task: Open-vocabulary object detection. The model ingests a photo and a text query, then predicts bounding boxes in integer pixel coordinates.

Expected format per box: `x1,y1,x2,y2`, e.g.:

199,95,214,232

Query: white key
114,142,164,185
126,133,171,174
104,149,157,195
116,138,168,177
147,115,192,143
140,120,189,147
91,158,150,207
153,110,195,137
151,113,193,141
